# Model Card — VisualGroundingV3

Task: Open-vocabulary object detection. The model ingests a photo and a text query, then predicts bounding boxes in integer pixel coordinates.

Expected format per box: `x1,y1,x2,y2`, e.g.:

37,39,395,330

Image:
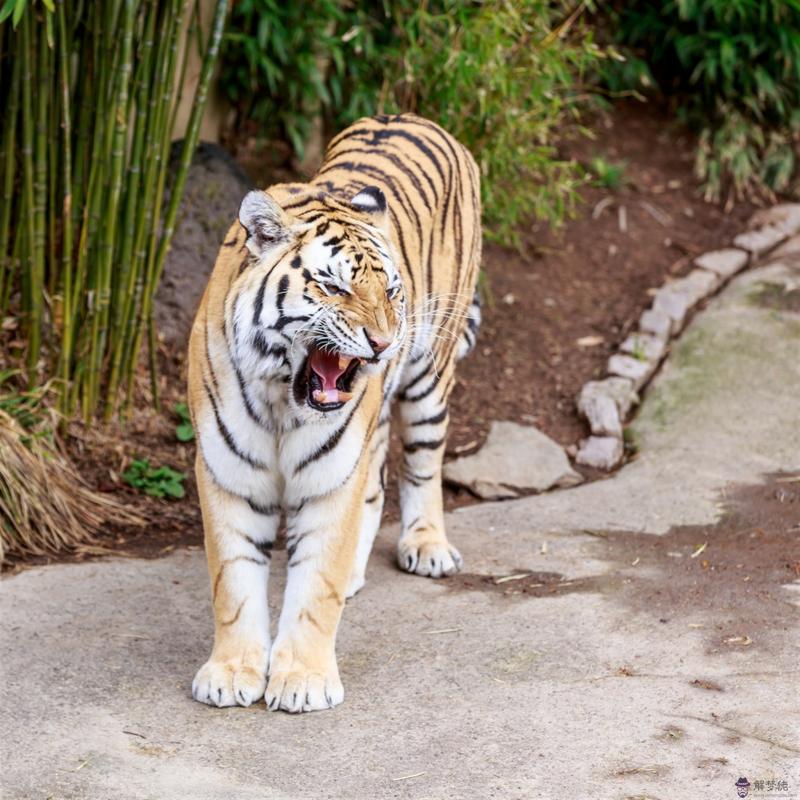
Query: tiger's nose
367,334,390,355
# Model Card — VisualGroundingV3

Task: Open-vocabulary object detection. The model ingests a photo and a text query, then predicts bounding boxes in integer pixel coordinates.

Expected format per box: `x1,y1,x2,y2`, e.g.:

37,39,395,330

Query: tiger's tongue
310,350,349,392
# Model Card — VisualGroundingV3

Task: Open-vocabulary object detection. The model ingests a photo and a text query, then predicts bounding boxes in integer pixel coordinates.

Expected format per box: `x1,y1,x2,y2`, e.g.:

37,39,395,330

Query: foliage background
599,0,800,206
219,0,606,244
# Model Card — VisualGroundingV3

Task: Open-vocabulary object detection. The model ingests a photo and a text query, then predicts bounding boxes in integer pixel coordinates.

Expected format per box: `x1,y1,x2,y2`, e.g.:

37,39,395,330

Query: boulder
639,308,672,340
747,203,800,237
651,284,693,333
579,393,621,438
619,332,668,363
443,421,582,500
576,435,624,471
733,225,787,258
652,269,718,333
155,142,255,353
694,248,749,280
607,353,655,390
770,234,800,260
577,377,638,437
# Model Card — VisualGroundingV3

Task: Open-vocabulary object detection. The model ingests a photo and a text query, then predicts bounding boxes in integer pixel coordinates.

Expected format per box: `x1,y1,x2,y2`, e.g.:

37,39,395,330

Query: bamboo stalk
76,0,125,417
34,15,50,307
169,0,201,136
103,0,157,420
20,12,43,385
114,0,181,413
129,0,228,412
70,3,114,415
121,0,186,412
0,32,20,319
84,0,135,420
56,0,74,410
69,23,94,252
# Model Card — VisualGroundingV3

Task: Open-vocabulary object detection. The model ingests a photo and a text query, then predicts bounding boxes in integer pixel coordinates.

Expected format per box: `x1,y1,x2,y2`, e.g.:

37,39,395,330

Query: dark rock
154,142,254,353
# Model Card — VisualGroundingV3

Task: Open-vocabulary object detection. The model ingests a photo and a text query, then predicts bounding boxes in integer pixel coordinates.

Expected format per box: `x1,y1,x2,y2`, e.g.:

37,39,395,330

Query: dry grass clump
0,408,141,565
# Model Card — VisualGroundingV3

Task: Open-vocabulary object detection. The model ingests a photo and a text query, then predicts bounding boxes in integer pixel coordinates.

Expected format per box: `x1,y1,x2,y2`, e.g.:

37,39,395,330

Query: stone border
574,203,800,470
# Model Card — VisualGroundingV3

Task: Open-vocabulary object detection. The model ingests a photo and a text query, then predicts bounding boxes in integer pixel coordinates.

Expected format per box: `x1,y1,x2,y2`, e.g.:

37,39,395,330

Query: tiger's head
237,186,406,414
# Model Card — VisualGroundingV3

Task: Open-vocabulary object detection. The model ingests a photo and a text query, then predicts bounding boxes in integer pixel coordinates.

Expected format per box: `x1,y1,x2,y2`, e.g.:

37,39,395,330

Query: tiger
187,113,481,713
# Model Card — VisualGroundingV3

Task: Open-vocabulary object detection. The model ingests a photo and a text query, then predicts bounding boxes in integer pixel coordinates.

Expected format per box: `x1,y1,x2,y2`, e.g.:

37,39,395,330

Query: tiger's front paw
192,658,267,708
266,657,344,713
398,536,463,578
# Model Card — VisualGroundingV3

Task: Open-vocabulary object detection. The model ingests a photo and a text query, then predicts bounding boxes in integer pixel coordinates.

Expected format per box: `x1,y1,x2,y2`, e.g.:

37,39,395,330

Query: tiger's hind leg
346,419,390,598
395,358,462,578
191,460,277,708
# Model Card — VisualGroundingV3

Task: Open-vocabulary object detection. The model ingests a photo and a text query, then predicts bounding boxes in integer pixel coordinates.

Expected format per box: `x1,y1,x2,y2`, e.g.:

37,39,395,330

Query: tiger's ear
351,186,388,229
239,190,294,257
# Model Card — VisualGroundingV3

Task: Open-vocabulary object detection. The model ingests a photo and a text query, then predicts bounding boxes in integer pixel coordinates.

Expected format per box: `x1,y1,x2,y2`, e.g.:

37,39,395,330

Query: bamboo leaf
12,0,26,28
0,0,16,25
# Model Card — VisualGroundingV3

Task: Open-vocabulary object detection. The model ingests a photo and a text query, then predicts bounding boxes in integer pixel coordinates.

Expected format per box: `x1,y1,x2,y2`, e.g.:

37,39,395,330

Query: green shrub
122,458,186,500
219,1,608,245
589,156,627,190
601,0,800,204
384,1,605,245
219,0,397,159
173,402,194,443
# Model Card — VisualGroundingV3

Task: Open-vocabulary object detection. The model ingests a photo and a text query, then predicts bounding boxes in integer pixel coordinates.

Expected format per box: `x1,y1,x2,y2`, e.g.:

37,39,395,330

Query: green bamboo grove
0,0,227,420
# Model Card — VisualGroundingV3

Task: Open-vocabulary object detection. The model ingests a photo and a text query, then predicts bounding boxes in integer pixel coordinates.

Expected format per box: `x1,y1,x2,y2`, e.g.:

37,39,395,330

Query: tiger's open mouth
296,344,363,412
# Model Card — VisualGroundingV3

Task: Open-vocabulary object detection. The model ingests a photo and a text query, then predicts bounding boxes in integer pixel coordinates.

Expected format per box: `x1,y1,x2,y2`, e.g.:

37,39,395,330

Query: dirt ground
2,102,759,569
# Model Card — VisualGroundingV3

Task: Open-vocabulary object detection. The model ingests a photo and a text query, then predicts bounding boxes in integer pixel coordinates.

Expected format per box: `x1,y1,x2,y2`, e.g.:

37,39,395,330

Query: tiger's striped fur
188,114,481,712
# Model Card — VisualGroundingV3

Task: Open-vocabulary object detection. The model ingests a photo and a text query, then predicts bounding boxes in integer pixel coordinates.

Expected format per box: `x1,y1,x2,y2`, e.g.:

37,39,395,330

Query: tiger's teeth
313,390,328,403
337,391,353,402
338,355,351,370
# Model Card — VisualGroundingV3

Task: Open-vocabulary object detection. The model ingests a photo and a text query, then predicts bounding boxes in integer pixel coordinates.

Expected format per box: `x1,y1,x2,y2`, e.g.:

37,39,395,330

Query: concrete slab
2,261,800,800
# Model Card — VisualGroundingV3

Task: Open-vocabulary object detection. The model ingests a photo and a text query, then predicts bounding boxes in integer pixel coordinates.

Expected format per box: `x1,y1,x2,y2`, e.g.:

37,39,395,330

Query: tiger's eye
324,282,347,296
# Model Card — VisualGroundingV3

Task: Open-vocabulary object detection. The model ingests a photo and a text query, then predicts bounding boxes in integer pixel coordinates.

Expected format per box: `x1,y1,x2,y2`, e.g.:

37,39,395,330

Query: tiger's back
311,114,482,369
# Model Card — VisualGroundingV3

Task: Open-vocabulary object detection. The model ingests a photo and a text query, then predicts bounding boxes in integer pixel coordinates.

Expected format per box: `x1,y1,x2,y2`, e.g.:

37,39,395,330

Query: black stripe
283,194,318,211
286,530,311,562
332,126,446,184
232,359,271,430
403,373,441,403
317,160,423,253
237,531,275,558
399,361,432,397
388,207,417,297
252,330,288,361
410,408,448,426
247,499,280,516
204,380,270,470
325,146,434,212
199,450,278,512
293,389,365,474
403,438,445,454
252,272,269,326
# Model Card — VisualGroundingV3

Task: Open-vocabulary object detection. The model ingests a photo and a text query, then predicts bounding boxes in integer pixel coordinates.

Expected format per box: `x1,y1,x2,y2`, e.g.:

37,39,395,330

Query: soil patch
748,281,800,313
446,569,619,598
444,473,800,655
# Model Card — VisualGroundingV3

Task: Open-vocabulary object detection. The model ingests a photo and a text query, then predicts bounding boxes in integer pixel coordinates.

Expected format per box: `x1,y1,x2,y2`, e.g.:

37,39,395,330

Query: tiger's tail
456,289,481,360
